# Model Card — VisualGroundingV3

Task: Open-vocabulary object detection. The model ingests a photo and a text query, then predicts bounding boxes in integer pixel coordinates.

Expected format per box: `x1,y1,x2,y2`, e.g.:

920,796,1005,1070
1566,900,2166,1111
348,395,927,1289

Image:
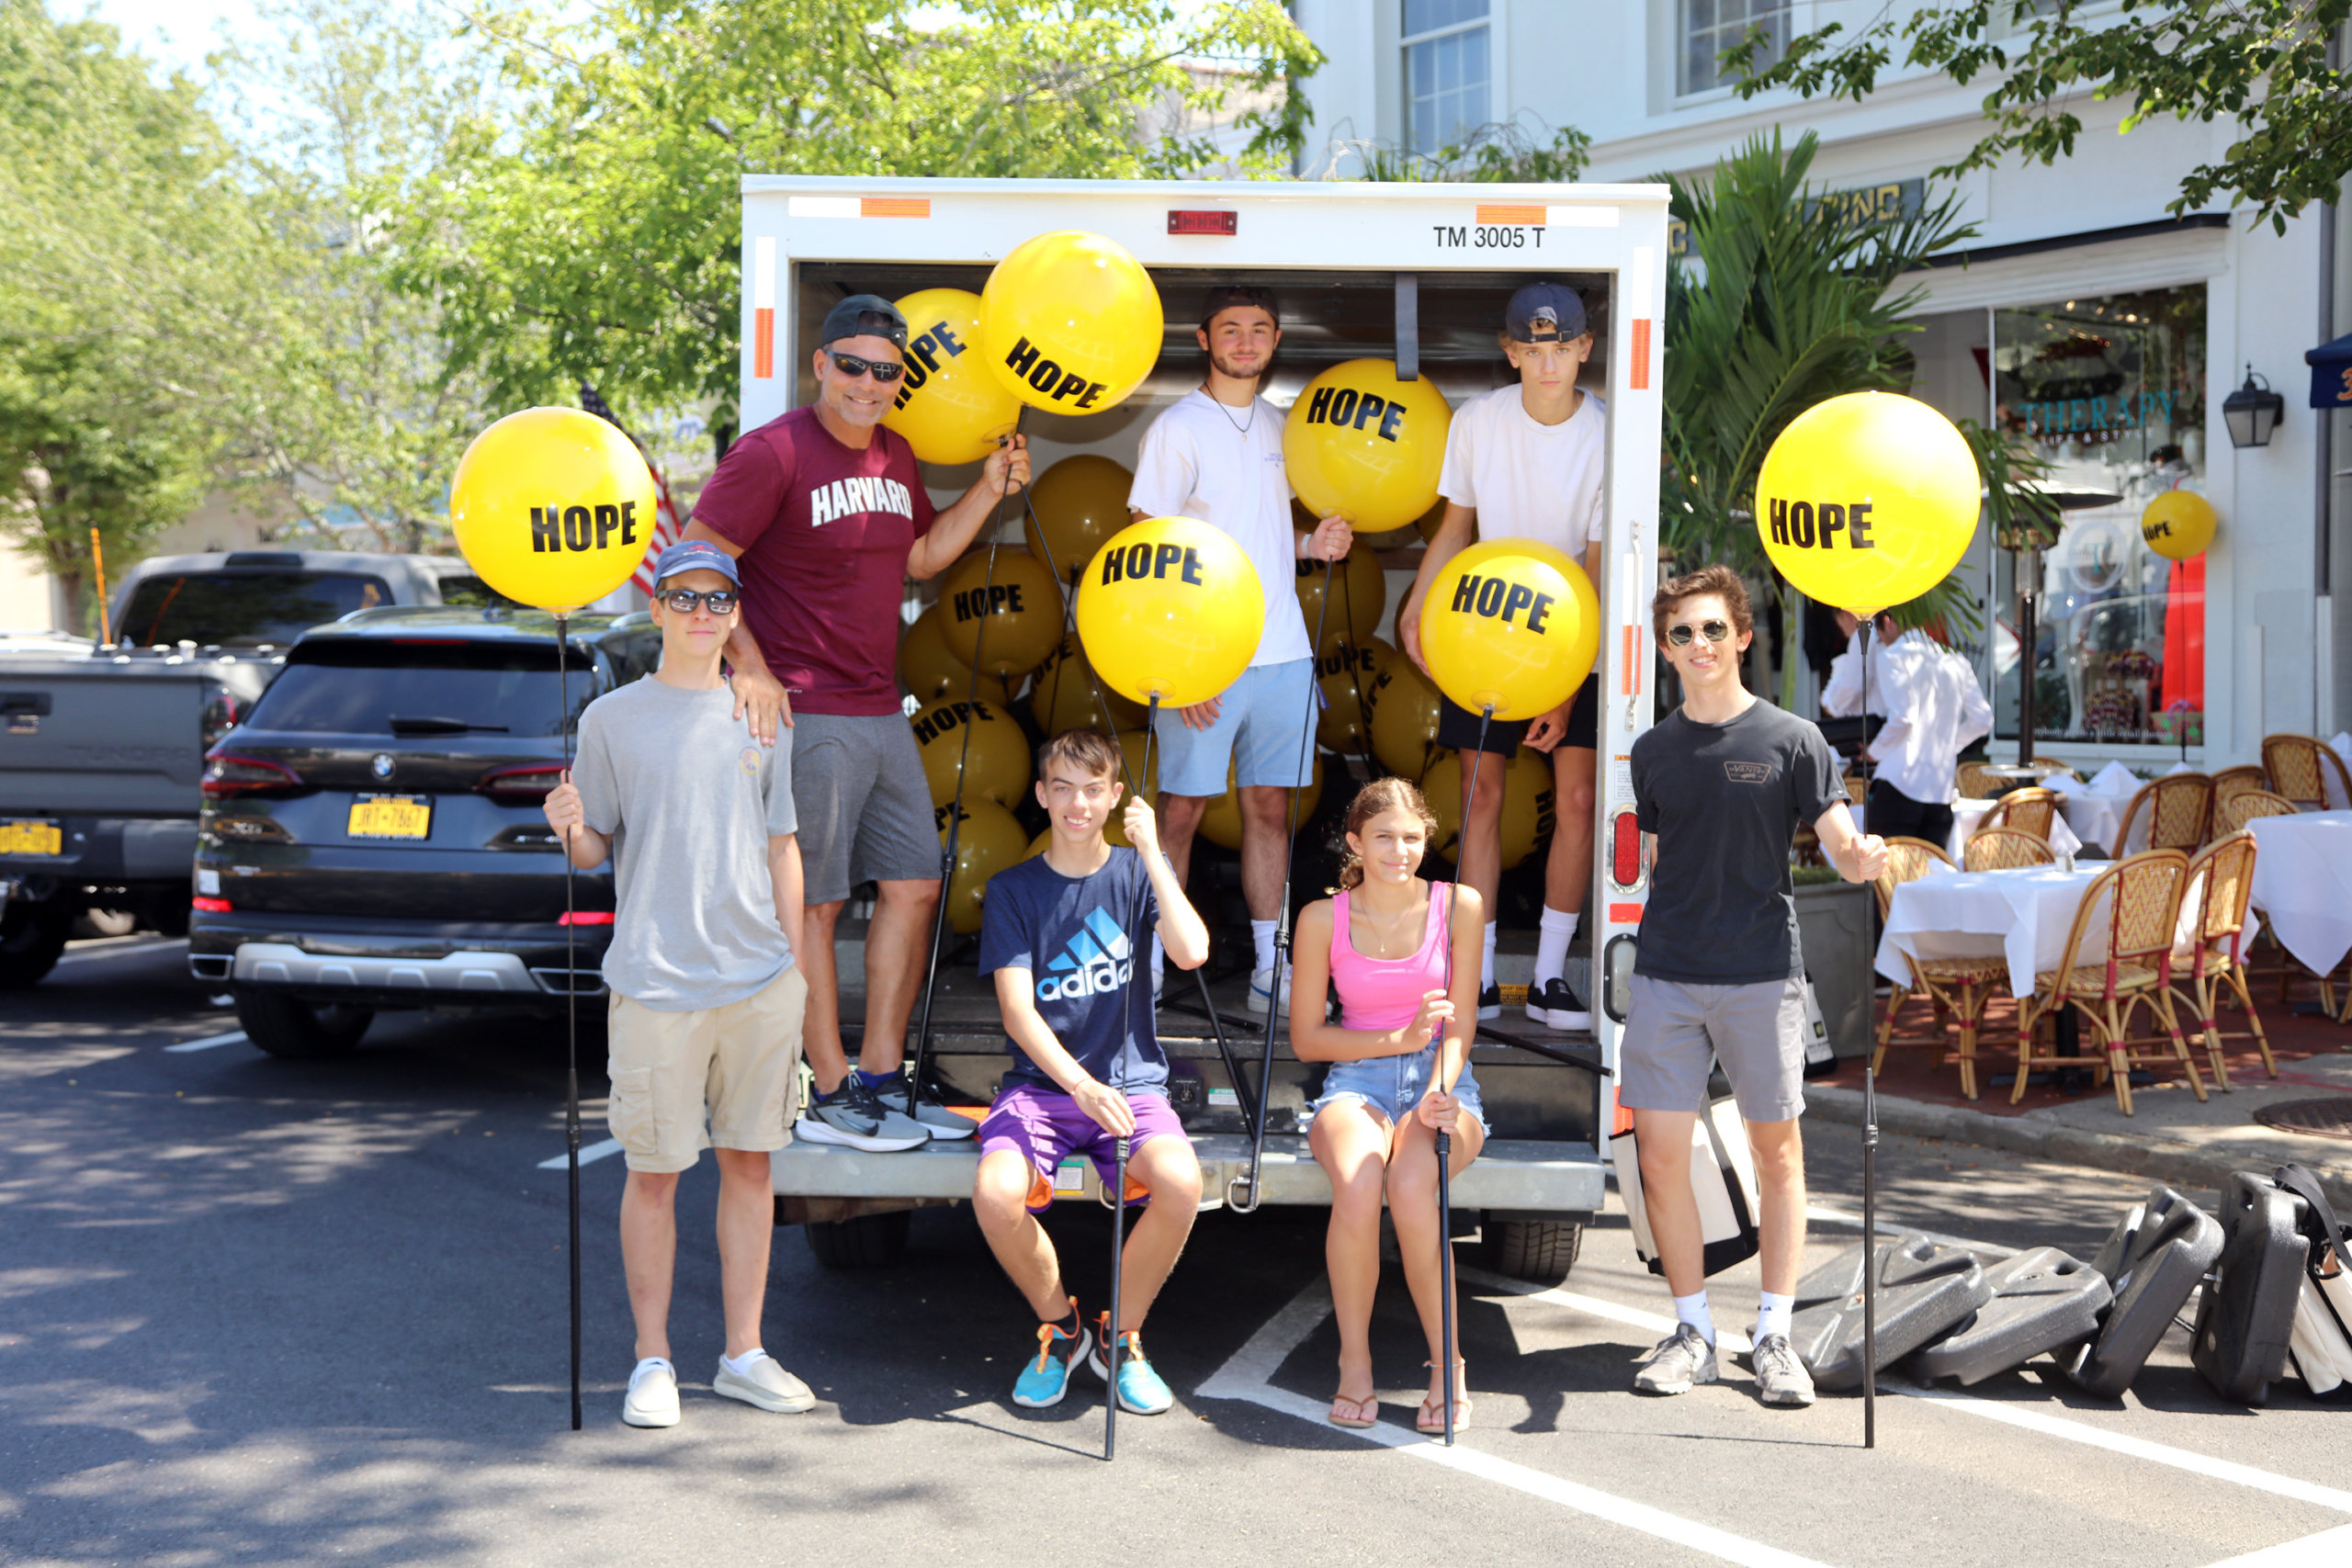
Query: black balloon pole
556,614,582,1433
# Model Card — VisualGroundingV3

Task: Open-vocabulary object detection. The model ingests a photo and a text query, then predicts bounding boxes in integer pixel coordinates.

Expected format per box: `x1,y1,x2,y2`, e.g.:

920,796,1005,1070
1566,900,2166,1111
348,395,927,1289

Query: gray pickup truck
0,550,496,986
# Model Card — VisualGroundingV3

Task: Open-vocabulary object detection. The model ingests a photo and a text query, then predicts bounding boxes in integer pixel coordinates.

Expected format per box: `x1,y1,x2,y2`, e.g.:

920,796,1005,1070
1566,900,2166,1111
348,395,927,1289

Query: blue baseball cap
650,539,741,588
1504,282,1589,344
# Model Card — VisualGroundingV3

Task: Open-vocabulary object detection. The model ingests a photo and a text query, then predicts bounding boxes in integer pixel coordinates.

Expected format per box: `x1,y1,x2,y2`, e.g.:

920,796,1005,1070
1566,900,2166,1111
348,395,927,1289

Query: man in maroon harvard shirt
686,294,1030,1151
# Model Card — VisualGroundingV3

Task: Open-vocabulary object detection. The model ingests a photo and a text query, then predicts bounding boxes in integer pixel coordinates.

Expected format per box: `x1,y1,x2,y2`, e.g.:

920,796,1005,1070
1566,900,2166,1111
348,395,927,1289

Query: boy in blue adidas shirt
972,728,1210,1416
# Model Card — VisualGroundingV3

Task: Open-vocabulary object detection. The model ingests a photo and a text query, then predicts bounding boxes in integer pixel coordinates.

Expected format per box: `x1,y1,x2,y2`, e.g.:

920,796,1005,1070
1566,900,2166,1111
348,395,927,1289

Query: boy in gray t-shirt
543,540,812,1430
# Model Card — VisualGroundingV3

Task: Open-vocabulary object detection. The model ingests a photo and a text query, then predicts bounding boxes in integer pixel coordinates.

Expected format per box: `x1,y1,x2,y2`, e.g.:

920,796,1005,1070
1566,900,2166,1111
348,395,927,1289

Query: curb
1806,1085,2352,1213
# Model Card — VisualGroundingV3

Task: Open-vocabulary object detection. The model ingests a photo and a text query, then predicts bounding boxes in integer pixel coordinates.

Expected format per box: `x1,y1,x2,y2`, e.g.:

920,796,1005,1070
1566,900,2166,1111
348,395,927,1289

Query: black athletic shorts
1435,672,1600,755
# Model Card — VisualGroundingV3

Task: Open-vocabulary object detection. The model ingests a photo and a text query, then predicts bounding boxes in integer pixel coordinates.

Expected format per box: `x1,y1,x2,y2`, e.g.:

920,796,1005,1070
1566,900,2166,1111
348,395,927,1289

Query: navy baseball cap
650,539,741,588
1504,283,1589,344
820,294,909,350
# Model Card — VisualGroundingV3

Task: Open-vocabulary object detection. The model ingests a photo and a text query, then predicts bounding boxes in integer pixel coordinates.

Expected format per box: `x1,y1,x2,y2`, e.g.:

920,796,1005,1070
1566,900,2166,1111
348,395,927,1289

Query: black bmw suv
189,607,661,1056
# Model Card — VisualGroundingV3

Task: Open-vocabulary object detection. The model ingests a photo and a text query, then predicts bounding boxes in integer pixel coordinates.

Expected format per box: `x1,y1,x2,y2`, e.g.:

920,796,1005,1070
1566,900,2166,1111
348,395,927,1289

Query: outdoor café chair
2218,788,2298,835
2211,765,2269,811
1974,786,2058,841
2260,732,2352,810
2113,772,2213,853
1963,827,2058,873
2172,831,2275,1091
1871,836,2008,1100
2014,850,2207,1116
1955,760,2001,800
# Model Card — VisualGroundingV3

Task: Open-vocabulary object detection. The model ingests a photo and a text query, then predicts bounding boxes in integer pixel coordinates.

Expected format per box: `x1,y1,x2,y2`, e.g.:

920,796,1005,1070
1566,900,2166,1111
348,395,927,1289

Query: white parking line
538,1138,624,1170
164,1032,248,1054
2199,1523,2352,1566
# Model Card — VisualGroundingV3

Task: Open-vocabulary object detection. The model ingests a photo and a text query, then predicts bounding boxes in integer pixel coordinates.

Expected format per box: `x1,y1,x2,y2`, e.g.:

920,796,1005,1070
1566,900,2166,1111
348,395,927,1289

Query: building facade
1290,0,2352,762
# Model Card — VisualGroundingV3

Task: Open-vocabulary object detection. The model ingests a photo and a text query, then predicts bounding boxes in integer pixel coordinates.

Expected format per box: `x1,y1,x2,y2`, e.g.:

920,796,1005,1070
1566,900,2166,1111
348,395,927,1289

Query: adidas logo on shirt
1036,908,1134,1001
808,475,916,527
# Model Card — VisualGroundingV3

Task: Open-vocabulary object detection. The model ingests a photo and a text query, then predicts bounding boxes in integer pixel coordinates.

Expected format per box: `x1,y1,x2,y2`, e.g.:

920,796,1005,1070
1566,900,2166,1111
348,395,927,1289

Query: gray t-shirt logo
1724,761,1776,784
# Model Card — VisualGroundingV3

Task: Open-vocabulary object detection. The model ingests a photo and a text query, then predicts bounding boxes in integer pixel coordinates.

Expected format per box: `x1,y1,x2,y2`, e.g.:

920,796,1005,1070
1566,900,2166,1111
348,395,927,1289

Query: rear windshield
243,639,604,738
118,572,391,649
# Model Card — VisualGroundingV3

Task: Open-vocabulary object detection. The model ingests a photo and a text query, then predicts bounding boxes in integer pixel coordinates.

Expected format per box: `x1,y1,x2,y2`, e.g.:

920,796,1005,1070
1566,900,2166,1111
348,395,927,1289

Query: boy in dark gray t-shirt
1620,566,1885,1413
542,540,812,1431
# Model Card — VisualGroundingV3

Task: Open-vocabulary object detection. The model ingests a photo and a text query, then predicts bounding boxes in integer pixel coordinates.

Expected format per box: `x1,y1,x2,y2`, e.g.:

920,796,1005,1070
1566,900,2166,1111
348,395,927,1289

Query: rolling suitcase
2064,1185,2222,1397
1790,1232,1991,1392
1612,1090,1760,1280
1908,1247,2112,1386
2192,1170,2309,1404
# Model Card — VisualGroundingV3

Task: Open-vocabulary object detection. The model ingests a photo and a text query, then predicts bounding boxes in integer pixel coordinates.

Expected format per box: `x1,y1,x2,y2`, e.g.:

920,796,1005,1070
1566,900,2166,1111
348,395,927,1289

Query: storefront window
1990,285,2207,748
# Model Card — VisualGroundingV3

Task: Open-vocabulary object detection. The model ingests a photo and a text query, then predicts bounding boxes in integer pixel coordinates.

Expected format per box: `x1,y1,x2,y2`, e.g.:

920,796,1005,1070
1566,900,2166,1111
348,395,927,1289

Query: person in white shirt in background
1821,610,1995,848
1398,283,1607,1030
1128,285,1353,1012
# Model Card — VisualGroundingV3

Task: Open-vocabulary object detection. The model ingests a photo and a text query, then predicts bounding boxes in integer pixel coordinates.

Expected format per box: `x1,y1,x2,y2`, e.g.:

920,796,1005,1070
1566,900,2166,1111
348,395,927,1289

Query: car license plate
0,818,61,856
348,795,431,840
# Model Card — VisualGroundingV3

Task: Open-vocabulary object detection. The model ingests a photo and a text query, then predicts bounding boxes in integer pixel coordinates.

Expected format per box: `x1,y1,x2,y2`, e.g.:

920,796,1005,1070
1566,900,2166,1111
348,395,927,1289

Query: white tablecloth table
2056,791,2132,855
1946,800,2085,863
2245,809,2352,976
1875,867,2104,999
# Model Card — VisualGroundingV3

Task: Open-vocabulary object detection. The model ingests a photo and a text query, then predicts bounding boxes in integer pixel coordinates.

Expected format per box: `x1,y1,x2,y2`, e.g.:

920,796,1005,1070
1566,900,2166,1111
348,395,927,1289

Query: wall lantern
2222,367,2286,448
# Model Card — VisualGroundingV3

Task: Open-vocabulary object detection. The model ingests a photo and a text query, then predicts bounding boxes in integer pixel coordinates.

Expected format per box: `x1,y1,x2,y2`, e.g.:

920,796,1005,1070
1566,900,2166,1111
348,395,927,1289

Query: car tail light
192,897,232,913
479,762,566,802
560,910,615,926
202,751,301,797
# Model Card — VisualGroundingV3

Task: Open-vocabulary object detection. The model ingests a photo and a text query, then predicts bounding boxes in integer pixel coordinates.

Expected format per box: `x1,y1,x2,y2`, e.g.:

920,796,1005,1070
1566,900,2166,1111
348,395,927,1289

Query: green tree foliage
1319,116,1590,184
398,0,1321,428
1728,0,2352,233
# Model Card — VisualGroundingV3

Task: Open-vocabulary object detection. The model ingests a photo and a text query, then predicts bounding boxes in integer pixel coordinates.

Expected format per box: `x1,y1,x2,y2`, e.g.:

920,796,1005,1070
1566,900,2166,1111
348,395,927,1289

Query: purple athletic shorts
978,1083,1188,1211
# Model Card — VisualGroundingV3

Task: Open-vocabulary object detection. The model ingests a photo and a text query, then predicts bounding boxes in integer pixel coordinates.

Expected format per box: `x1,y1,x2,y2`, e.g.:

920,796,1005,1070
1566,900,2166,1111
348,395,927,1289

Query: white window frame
1674,0,1797,102
1400,0,1491,157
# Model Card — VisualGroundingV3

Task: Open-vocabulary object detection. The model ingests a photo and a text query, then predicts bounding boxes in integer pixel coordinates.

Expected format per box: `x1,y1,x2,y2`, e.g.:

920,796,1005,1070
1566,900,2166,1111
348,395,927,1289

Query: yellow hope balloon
1418,538,1599,723
934,798,1029,935
1754,391,1979,615
1074,516,1265,708
884,288,1021,465
448,407,655,613
980,231,1163,417
1283,359,1453,532
2140,489,2217,560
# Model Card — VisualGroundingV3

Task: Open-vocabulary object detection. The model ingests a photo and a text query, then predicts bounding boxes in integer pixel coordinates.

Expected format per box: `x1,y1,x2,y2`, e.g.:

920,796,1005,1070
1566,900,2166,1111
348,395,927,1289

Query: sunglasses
827,350,904,383
659,588,739,615
1665,619,1735,648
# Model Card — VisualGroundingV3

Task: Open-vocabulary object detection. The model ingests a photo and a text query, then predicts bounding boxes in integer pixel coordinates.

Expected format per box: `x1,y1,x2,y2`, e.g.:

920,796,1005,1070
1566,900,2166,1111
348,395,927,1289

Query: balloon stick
1107,691,1159,1462
1858,608,1877,1451
558,613,582,1434
1432,703,1491,1448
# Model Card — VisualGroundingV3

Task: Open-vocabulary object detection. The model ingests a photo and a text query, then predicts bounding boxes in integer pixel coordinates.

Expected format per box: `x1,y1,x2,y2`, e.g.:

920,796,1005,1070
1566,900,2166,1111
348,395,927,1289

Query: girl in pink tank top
1288,777,1486,1437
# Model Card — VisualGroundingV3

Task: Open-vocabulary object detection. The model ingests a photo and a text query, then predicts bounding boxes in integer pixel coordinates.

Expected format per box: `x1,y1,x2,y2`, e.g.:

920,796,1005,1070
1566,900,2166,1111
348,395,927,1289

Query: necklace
1348,884,1427,959
1204,384,1257,436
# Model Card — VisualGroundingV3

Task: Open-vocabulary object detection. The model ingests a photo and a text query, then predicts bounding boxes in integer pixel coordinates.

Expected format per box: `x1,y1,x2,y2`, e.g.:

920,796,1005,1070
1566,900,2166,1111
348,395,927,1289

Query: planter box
1795,880,1872,1059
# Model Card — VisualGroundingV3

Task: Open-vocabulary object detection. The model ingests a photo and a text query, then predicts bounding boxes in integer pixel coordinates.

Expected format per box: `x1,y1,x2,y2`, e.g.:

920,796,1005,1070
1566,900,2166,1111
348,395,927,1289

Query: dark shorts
1867,779,1954,851
978,1082,1189,1210
1436,671,1600,754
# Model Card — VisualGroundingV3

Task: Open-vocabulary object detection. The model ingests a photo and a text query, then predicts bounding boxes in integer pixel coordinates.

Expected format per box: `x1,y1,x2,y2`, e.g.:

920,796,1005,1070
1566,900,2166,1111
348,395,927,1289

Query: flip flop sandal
1327,1393,1379,1429
1418,1360,1470,1434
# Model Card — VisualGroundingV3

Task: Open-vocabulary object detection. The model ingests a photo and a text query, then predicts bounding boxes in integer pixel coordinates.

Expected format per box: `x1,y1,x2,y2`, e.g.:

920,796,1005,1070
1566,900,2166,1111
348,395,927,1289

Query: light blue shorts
1154,657,1317,797
1307,1044,1487,1134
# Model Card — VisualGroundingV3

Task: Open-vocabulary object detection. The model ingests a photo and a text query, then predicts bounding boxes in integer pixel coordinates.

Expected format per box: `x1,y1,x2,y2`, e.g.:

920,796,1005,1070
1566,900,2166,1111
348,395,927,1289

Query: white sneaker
713,1351,817,1413
1247,964,1294,1015
622,1358,681,1427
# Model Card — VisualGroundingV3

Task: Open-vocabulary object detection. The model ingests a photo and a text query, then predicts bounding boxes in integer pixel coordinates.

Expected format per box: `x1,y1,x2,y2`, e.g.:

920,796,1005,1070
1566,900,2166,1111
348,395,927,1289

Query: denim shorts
1307,1043,1487,1134
1154,657,1317,796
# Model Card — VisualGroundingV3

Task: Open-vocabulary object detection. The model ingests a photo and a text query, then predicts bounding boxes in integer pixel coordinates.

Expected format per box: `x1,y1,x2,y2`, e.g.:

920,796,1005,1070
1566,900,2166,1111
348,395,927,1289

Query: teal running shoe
1090,1320,1174,1415
1012,1307,1090,1409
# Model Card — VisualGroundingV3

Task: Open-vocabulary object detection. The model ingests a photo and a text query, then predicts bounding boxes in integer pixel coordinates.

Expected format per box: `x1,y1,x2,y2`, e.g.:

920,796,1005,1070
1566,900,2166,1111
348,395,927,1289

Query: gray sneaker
1749,1332,1817,1407
797,1077,930,1153
892,1077,978,1141
1633,1324,1719,1395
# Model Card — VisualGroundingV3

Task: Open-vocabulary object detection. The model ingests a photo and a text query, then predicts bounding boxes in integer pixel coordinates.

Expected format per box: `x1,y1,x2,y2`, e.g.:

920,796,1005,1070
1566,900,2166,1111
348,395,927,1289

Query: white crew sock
1756,1292,1793,1342
1480,921,1498,988
1251,919,1278,975
1533,907,1579,986
719,1348,767,1378
1674,1291,1715,1347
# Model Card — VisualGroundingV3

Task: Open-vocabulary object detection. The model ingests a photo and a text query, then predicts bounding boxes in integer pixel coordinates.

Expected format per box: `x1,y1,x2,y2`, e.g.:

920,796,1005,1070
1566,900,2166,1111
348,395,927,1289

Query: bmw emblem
371,753,395,781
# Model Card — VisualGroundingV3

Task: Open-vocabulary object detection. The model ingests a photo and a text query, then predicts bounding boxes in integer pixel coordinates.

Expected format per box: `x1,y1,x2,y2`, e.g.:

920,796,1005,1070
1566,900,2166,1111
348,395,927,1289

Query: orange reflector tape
1621,625,1641,695
1630,319,1653,389
862,197,931,218
1476,204,1546,225
753,308,775,379
1608,902,1644,926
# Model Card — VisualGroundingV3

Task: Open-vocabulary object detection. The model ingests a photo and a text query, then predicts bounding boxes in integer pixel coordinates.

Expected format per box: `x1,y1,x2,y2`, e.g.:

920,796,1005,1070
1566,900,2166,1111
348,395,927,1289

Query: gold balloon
1025,455,1136,584
936,545,1063,677
2140,490,2218,560
934,797,1030,934
1031,633,1146,738
1315,637,1388,755
1421,748,1556,872
1368,659,1445,781
899,605,1015,711
1294,543,1386,654
1196,755,1324,852
910,695,1030,809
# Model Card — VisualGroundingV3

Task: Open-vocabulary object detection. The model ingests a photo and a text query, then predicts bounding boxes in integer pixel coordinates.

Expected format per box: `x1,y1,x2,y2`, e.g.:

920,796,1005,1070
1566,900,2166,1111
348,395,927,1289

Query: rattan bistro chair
1955,761,2001,800
2173,831,2276,1090
2031,756,2082,781
1963,827,2058,873
2262,732,2352,810
2219,788,2299,835
2211,765,2269,812
1975,786,2059,841
2014,850,2208,1116
1872,836,2009,1100
2113,772,2213,853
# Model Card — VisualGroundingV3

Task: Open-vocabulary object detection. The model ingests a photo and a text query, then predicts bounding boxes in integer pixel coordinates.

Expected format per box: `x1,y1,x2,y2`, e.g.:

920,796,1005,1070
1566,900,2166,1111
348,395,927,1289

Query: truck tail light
1609,808,1643,889
201,751,301,798
560,910,615,926
479,762,566,802
192,897,232,913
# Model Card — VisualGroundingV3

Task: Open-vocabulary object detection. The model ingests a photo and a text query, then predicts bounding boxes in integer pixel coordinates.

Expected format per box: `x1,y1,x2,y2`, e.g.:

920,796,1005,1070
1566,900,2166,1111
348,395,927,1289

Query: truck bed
0,657,259,818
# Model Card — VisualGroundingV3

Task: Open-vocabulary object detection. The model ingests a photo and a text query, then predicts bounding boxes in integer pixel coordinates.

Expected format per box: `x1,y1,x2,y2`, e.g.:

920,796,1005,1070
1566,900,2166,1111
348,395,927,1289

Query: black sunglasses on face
1665,619,1734,648
827,350,904,383
659,589,739,615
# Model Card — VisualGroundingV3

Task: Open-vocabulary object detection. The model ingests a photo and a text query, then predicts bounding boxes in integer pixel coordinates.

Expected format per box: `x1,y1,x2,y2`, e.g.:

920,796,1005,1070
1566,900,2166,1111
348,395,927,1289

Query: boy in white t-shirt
1128,285,1352,1013
1399,283,1606,1031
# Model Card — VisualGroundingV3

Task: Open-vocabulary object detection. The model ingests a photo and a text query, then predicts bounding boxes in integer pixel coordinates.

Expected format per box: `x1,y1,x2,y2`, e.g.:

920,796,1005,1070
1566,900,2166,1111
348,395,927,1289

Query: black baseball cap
820,294,908,350
1200,284,1280,330
1504,282,1588,344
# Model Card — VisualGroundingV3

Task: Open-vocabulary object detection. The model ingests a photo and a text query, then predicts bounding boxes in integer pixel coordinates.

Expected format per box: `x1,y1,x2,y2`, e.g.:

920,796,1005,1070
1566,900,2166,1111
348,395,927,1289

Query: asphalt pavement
6,936,2350,1568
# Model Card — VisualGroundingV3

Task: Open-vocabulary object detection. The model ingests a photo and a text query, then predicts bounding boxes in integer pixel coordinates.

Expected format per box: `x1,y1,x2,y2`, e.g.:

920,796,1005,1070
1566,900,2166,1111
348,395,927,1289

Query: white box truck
747,176,1664,1280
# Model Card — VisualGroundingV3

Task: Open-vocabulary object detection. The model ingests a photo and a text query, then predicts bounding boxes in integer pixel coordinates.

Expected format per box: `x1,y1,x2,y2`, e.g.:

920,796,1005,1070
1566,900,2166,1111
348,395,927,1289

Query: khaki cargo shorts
605,964,808,1173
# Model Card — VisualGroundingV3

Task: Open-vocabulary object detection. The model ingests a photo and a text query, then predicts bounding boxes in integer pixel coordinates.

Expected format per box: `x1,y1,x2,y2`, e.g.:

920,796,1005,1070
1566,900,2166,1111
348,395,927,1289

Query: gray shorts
791,713,938,905
1619,974,1808,1123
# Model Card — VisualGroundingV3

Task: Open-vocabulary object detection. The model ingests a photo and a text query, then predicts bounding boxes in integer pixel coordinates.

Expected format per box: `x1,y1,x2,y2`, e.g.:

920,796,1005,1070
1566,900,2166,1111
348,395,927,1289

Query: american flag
580,383,682,596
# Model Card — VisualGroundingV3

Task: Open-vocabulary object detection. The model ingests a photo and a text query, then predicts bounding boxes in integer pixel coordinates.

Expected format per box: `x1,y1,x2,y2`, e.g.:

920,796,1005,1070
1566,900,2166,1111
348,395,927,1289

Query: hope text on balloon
1764,498,1876,551
529,502,641,554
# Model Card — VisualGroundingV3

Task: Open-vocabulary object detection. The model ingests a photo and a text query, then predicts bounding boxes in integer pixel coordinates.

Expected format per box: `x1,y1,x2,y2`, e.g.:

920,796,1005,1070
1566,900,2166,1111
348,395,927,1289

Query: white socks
1480,921,1498,988
1250,919,1277,975
1534,907,1579,986
1756,1292,1793,1342
1674,1291,1716,1347
720,1348,769,1378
